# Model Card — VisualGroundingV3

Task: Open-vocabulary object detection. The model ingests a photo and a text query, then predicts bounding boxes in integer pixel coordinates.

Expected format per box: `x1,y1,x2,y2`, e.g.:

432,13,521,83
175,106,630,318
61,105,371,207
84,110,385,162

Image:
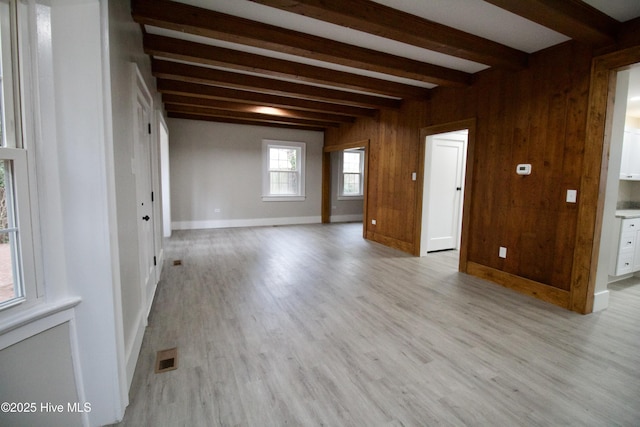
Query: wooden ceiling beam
144,34,429,99
156,79,385,116
249,0,528,70
483,0,619,46
132,0,471,87
168,112,327,132
165,104,340,128
162,94,355,123
152,59,408,109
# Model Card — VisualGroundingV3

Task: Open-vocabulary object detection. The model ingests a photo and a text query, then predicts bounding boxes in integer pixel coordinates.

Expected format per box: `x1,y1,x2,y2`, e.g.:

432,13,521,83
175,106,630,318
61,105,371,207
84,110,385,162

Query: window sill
262,196,306,202
337,195,364,201
0,296,82,338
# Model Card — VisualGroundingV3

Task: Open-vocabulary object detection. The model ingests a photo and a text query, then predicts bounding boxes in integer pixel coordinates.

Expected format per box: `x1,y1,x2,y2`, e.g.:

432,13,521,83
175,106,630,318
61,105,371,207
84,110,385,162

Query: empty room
1,1,640,426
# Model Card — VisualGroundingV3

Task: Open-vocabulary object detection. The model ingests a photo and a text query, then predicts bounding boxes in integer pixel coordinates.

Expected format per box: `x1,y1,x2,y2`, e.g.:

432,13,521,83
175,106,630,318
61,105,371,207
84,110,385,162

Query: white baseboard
592,290,610,312
172,216,322,230
330,214,363,223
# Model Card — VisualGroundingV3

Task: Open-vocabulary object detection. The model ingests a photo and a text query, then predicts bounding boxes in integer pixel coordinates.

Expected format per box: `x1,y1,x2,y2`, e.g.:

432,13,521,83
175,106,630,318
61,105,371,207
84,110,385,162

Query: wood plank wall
325,41,594,308
326,98,429,253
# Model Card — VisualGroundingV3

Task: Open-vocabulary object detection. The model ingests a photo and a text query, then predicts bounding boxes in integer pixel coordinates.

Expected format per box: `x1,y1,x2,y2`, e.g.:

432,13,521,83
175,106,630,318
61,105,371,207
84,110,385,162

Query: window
0,0,36,312
262,140,306,201
339,149,364,198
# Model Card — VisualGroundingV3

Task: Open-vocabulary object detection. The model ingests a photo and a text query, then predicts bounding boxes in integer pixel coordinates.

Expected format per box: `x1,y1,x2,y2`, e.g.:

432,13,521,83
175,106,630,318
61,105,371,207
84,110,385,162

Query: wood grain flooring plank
115,223,640,426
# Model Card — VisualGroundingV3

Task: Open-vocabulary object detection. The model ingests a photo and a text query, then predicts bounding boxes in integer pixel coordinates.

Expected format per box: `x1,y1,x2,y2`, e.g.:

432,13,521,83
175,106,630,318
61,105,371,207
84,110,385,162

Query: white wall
107,0,164,392
49,2,123,424
0,323,81,427
169,119,324,229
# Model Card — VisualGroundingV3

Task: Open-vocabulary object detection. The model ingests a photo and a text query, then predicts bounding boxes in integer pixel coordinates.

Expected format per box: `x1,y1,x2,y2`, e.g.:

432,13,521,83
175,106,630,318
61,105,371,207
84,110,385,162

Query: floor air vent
173,260,182,266
155,348,178,373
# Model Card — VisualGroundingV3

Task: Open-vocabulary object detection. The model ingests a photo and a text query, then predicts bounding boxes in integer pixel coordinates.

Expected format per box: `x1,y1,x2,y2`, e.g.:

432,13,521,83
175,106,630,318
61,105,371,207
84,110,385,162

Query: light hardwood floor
116,223,640,426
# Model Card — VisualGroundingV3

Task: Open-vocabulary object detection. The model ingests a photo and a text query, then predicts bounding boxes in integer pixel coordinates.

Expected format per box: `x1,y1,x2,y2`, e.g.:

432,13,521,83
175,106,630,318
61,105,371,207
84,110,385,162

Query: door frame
322,139,370,237
415,118,476,271
572,45,640,314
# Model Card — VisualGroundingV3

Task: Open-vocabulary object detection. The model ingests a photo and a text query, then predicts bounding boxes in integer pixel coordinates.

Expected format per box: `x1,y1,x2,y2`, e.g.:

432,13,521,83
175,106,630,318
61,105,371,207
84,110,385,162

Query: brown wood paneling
321,151,331,223
327,40,606,312
326,99,428,254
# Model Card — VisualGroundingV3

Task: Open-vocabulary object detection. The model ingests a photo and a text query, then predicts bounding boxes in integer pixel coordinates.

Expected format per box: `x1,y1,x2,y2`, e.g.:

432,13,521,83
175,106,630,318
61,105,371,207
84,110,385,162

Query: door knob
142,215,150,221
456,187,462,191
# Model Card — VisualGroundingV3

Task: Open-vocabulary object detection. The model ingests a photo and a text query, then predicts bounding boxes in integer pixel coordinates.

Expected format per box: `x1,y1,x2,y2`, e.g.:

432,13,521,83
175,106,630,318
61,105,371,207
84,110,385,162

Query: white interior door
421,130,468,255
133,72,156,313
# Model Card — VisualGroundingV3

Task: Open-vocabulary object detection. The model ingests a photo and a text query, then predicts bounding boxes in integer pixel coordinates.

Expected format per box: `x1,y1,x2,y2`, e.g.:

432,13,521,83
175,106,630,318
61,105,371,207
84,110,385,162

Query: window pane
263,141,305,199
0,231,20,304
270,171,298,195
0,159,22,306
1,0,17,149
270,147,297,171
343,173,361,195
343,152,361,173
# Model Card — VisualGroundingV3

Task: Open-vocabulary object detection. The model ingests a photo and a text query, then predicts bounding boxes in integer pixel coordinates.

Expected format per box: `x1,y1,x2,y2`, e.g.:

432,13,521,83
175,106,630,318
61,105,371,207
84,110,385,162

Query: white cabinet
620,128,640,180
635,228,640,272
610,217,640,276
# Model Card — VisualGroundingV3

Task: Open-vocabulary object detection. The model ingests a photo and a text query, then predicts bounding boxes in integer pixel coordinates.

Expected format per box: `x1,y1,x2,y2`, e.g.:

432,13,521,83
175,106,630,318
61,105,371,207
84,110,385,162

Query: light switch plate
566,189,577,203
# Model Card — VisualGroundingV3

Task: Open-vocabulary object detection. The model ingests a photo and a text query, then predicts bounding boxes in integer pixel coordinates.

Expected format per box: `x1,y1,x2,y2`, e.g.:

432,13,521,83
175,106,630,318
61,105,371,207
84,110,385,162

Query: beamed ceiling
131,0,640,131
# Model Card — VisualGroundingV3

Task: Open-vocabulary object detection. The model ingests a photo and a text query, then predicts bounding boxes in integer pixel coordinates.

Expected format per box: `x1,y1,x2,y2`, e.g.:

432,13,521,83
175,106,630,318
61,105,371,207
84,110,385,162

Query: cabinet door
635,228,640,272
620,129,640,180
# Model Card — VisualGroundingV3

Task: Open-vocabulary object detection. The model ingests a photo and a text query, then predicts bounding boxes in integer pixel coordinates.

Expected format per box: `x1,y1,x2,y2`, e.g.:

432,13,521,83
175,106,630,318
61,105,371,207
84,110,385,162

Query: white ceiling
165,0,640,92
582,0,640,21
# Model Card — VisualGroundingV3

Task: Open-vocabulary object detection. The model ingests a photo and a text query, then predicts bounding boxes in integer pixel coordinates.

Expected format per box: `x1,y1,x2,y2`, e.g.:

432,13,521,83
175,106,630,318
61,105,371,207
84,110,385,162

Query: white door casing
421,131,468,255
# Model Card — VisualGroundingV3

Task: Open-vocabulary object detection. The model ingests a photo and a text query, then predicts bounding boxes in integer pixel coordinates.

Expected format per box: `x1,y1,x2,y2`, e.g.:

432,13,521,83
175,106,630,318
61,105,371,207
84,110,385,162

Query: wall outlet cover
499,247,507,258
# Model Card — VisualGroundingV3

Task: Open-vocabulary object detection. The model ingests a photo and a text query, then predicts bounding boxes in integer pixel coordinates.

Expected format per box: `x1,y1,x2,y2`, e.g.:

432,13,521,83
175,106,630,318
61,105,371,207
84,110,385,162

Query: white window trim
262,139,306,202
338,149,364,200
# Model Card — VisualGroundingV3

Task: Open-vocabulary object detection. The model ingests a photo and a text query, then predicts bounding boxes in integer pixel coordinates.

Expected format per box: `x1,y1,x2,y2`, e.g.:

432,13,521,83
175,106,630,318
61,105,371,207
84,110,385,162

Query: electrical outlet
214,208,221,213
372,219,377,225
499,247,507,258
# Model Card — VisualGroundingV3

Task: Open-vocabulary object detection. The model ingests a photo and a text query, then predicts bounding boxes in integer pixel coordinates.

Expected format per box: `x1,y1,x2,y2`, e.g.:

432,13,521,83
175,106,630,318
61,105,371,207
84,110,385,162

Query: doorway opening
594,62,640,311
322,140,369,238
330,148,366,224
416,119,475,271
